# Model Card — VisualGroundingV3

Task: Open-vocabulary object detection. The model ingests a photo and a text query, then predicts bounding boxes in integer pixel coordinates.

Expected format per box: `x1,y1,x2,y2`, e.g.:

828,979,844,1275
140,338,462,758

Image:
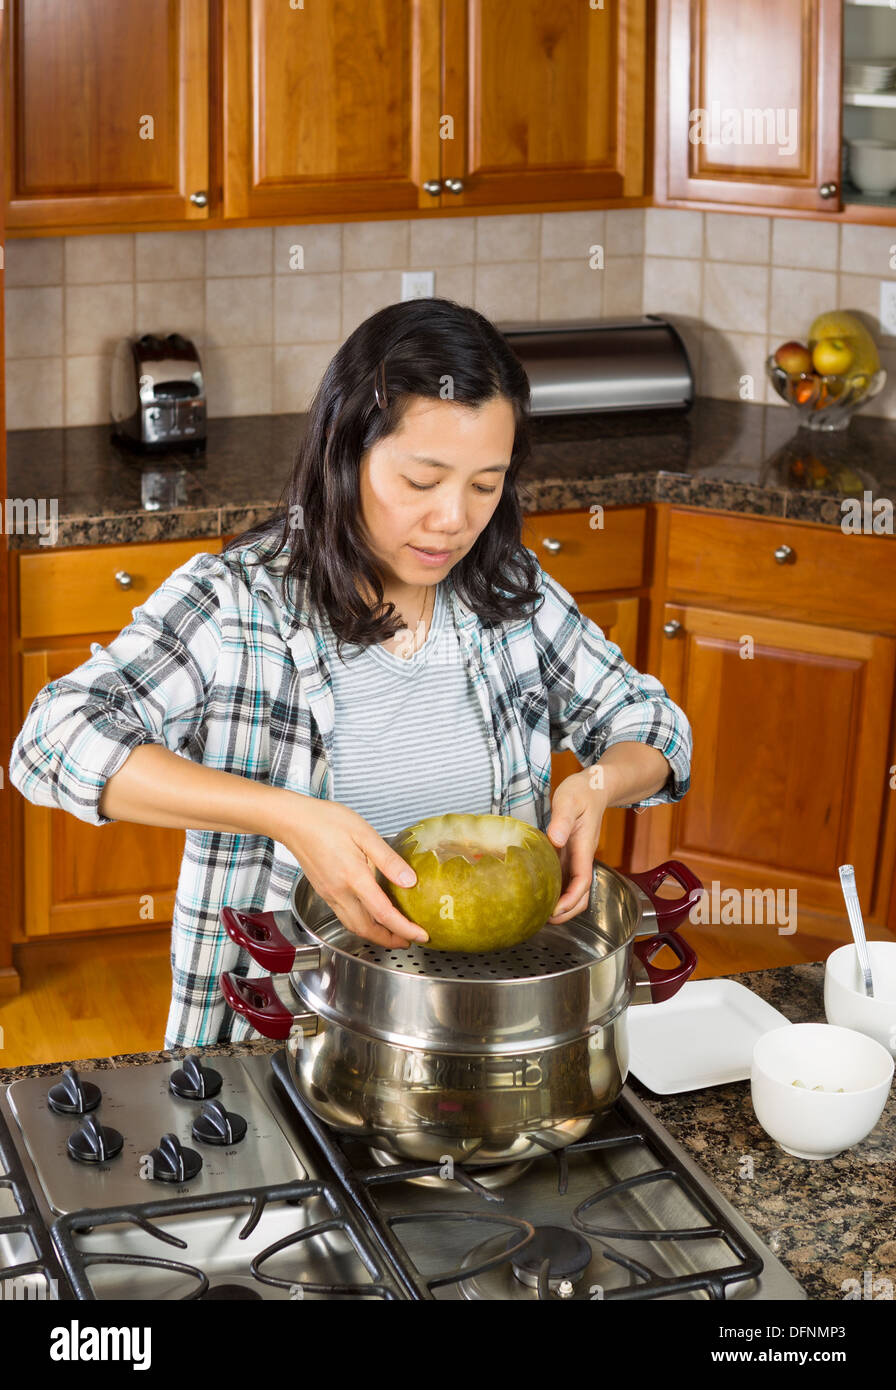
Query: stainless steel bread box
497,314,694,416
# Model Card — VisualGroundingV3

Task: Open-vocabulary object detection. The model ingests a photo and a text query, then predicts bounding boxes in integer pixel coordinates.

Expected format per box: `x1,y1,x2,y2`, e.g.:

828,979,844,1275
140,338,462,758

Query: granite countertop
2,960,893,1301
7,397,896,549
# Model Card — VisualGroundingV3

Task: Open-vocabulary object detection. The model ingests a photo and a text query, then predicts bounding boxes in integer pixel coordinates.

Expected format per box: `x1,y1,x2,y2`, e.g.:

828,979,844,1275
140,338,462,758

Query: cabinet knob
189,190,209,207
422,180,443,196
114,570,134,590
542,537,563,554
663,620,681,638
818,182,838,200
443,178,465,194
774,544,795,565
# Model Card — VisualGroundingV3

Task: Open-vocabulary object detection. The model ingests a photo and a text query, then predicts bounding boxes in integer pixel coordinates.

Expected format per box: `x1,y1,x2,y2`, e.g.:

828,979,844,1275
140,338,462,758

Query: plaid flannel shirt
9,541,692,1047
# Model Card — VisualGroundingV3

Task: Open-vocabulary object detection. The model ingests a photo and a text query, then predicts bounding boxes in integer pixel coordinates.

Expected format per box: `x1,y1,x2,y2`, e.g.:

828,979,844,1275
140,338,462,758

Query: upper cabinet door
440,0,647,208
4,0,209,231
222,0,443,219
656,0,843,214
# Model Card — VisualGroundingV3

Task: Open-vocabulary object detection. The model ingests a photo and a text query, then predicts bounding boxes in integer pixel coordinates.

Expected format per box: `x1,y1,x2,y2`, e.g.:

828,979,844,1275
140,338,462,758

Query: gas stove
0,1051,807,1301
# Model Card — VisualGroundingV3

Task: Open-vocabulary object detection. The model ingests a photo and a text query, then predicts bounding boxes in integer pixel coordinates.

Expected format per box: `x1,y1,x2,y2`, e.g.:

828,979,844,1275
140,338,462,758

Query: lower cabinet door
642,604,896,920
20,645,182,937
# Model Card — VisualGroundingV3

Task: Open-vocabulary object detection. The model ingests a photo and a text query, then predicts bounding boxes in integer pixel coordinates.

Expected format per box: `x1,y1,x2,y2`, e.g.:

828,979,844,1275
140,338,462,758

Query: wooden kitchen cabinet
12,536,222,941
221,0,442,220
654,0,843,215
20,643,180,937
643,602,895,917
438,0,647,210
522,506,648,593
18,537,221,640
637,507,896,939
4,0,210,231
4,0,650,233
222,0,648,221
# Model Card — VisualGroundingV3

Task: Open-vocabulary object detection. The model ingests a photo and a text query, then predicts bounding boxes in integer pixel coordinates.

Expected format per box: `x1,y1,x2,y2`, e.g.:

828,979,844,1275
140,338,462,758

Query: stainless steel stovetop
0,1051,807,1301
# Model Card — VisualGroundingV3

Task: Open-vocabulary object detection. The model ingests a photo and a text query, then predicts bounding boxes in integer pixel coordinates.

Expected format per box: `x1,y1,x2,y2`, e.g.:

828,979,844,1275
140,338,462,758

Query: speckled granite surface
7,397,896,548
2,961,893,1300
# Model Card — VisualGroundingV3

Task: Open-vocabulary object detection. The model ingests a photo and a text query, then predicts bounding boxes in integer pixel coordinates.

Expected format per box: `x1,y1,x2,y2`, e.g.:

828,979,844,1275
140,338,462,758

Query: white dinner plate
626,978,792,1094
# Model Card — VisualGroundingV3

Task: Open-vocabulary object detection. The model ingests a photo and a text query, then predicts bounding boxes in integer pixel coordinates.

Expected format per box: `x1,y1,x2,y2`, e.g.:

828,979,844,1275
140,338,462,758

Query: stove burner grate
50,1179,408,1301
571,1164,763,1301
0,1103,71,1300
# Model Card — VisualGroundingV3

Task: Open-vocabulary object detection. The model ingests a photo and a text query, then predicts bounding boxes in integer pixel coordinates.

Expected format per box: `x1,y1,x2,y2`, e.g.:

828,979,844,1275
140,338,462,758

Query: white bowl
848,138,896,195
751,1022,893,1160
825,941,896,1056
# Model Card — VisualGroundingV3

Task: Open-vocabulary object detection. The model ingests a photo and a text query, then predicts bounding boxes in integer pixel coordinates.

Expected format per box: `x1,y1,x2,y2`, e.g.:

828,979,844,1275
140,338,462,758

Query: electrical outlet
401,271,434,301
880,281,896,338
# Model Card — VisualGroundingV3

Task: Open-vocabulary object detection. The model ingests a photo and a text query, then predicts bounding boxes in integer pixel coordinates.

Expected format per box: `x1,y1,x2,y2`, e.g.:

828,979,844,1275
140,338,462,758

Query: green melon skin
384,813,563,952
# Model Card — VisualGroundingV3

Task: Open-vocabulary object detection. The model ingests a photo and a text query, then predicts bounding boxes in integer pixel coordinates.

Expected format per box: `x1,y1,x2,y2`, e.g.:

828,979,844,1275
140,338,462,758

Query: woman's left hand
544,769,609,923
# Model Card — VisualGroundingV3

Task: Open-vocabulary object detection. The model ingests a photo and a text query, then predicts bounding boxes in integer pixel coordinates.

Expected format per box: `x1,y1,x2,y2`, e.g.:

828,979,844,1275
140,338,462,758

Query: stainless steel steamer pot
221,855,702,1165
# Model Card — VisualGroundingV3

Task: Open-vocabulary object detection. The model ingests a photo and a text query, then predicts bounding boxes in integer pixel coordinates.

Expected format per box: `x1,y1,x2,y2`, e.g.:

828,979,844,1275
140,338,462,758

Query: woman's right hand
275,795,428,949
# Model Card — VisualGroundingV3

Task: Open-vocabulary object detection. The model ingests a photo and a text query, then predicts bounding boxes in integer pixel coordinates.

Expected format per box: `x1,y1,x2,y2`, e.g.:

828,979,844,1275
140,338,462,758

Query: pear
808,310,880,380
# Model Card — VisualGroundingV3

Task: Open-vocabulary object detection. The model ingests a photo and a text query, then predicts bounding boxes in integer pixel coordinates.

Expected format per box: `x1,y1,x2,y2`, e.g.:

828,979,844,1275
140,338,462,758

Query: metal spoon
838,864,874,998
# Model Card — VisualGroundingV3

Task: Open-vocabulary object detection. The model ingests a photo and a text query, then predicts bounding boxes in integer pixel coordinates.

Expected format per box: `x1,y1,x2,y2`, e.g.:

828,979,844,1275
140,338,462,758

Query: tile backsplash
5,207,896,430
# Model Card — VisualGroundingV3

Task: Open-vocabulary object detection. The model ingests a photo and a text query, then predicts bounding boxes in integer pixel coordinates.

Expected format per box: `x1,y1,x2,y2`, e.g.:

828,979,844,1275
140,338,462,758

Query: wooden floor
0,930,173,1067
1,912,893,1069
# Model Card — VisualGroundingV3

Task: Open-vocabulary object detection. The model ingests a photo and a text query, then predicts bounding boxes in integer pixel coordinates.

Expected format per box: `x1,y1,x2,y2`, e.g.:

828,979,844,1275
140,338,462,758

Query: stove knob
191,1099,248,1147
48,1067,102,1116
67,1114,124,1163
168,1056,222,1100
148,1132,203,1183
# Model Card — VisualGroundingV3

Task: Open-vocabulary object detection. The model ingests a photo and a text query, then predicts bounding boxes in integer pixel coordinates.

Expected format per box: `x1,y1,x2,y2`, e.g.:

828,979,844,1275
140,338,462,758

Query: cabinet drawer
667,509,896,631
19,538,224,639
522,508,647,593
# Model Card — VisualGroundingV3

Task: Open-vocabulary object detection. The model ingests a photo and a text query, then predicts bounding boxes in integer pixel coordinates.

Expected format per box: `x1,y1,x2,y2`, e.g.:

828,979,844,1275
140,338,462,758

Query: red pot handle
632,930,697,1004
626,860,703,931
220,971,318,1042
221,907,320,974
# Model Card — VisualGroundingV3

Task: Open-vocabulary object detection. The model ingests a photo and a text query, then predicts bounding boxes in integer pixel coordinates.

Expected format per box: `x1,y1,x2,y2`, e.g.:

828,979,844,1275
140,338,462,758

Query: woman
9,298,692,1048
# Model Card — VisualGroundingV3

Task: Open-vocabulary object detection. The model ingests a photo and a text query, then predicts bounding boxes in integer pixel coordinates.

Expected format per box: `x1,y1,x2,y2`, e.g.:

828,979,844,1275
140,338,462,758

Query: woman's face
358,393,516,589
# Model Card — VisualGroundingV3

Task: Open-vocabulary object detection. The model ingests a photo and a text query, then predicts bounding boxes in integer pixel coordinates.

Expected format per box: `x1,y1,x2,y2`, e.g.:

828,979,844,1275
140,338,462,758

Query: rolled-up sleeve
534,567,692,808
8,553,225,825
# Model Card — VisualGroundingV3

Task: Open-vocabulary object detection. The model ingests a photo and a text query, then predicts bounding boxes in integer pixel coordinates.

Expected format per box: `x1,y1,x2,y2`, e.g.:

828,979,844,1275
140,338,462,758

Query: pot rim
288,849,649,984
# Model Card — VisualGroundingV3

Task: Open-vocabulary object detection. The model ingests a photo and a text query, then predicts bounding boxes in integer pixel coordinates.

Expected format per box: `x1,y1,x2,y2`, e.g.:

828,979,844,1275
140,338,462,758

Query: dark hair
226,297,543,649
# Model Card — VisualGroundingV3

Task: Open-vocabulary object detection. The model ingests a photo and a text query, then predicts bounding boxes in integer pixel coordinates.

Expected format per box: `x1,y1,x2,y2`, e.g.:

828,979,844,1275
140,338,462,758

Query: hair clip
374,359,389,410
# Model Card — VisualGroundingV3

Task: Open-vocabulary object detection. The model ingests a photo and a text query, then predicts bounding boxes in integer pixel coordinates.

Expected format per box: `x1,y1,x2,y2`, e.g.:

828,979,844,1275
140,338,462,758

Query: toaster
111,332,207,451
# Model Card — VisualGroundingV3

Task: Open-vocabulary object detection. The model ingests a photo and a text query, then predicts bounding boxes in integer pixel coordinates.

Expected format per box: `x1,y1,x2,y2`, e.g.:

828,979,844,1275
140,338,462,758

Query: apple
774,341,813,376
811,337,854,377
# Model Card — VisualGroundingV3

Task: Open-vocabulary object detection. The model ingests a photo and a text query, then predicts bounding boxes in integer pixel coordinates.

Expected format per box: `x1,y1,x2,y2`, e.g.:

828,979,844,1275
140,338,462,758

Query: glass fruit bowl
765,357,887,431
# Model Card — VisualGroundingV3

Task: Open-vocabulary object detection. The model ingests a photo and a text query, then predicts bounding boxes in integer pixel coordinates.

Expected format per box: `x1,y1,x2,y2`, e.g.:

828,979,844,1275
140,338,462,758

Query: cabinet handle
542,537,563,554
114,570,134,590
422,180,443,196
443,178,465,194
189,190,209,207
818,182,838,200
663,620,681,638
774,544,795,565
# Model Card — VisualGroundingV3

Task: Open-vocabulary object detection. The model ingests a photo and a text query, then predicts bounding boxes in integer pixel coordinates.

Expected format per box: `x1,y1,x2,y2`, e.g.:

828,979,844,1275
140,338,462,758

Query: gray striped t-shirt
317,582,495,836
